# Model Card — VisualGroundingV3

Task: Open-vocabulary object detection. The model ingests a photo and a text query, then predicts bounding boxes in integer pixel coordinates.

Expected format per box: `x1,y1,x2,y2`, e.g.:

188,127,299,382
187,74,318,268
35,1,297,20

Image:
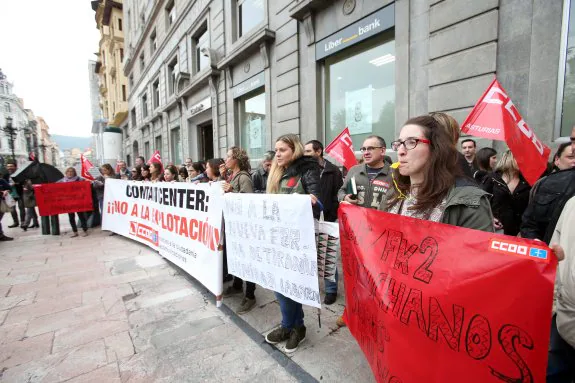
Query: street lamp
3,116,16,161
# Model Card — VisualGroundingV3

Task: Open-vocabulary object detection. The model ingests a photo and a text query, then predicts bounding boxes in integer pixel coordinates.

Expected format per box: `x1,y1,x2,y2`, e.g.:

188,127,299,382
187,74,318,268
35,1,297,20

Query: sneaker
237,297,256,314
324,293,337,305
222,286,243,297
265,326,291,345
0,234,14,241
336,315,346,327
70,232,79,238
285,326,306,353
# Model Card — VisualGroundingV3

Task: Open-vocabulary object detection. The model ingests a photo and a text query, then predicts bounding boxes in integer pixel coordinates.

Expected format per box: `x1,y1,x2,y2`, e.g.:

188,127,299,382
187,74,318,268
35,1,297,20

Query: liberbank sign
315,4,394,60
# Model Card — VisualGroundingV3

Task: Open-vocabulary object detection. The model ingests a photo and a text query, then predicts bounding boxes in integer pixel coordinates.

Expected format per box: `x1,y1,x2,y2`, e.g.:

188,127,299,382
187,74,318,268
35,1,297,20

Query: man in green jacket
338,135,392,209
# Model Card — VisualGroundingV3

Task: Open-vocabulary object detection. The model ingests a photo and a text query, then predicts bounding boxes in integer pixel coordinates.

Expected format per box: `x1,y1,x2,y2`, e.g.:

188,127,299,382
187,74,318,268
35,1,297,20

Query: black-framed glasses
359,146,384,153
391,137,431,151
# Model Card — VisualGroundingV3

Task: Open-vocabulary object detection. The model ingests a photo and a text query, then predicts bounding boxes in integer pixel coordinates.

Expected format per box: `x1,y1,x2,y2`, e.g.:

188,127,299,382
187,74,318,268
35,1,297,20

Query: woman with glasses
379,115,494,231
131,166,142,181
141,164,151,181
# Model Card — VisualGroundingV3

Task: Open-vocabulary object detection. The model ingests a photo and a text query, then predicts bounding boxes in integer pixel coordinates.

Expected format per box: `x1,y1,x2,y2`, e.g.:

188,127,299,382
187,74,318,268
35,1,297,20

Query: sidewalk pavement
0,214,373,383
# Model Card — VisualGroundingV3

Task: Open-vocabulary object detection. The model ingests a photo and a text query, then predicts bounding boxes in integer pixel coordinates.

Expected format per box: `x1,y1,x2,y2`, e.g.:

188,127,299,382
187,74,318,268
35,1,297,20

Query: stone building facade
122,0,572,166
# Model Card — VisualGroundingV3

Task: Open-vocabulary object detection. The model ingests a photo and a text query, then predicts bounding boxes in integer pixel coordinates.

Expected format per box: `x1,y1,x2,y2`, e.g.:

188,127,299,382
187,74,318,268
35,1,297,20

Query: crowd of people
0,111,574,379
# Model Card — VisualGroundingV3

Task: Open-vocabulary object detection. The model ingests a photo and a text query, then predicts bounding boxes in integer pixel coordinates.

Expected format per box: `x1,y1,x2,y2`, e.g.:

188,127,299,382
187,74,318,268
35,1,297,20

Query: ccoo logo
490,239,548,261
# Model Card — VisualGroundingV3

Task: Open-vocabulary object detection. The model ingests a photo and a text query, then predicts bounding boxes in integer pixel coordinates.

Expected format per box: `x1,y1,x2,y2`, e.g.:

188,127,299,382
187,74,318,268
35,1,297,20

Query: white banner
223,193,321,308
102,179,224,296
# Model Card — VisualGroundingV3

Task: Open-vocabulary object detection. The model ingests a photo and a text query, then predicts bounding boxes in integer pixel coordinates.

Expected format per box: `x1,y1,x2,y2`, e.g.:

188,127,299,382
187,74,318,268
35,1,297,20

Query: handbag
0,199,11,213
315,211,340,283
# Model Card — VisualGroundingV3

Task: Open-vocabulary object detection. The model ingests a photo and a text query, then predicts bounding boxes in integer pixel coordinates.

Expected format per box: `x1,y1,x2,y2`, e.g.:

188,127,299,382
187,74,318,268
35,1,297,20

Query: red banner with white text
325,127,358,170
34,182,93,216
461,78,551,185
339,204,556,383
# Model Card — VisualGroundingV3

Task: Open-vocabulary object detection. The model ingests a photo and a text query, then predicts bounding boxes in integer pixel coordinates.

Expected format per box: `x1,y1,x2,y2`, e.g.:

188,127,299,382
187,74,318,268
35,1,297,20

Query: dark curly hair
228,146,251,172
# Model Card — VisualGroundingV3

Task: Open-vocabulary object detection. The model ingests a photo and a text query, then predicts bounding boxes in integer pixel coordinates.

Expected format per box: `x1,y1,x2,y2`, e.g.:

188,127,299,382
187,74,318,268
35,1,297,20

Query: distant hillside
51,135,93,150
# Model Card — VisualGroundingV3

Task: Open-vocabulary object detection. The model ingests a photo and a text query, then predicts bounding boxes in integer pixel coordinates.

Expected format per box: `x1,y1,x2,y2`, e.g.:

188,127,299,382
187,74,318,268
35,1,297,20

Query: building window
194,25,210,73
559,0,575,137
152,79,160,109
155,135,162,153
239,90,266,160
122,85,127,102
118,18,123,31
168,57,178,95
4,102,10,113
120,48,124,62
139,53,145,71
325,35,395,149
150,29,157,54
144,141,150,160
142,93,148,118
166,1,176,29
131,108,137,128
171,127,182,165
129,75,134,88
113,102,116,116
238,0,264,38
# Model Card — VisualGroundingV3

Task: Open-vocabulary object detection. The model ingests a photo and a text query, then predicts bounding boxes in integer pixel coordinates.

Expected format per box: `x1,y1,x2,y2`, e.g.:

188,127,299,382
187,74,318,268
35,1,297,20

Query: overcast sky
0,0,100,137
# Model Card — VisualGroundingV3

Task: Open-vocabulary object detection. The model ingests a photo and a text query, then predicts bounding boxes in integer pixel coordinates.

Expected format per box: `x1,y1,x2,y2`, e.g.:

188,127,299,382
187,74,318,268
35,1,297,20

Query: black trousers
68,212,88,233
10,198,25,225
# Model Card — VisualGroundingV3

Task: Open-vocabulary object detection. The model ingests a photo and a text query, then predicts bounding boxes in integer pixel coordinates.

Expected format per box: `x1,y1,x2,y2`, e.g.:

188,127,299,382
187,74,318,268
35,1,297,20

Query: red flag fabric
461,78,551,185
35,182,93,216
325,128,358,170
80,154,95,181
339,204,556,383
147,150,163,165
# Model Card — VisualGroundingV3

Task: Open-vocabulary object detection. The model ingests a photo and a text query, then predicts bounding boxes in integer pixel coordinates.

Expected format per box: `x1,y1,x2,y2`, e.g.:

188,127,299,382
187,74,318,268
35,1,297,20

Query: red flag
339,204,556,383
80,154,95,181
29,152,36,161
461,78,551,185
147,150,163,165
325,127,358,170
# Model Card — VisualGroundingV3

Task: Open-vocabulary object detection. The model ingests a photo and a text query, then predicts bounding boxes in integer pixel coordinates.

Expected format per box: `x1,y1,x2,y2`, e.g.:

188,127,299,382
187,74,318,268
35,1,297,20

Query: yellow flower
391,162,400,169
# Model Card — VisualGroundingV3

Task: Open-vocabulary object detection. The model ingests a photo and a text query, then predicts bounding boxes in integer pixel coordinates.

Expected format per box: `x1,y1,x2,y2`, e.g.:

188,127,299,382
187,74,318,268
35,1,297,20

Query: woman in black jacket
264,134,320,354
487,150,531,236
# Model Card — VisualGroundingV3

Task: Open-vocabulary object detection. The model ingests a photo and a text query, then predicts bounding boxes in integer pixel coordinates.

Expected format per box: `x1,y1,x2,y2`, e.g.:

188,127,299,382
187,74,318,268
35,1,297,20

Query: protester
461,138,479,175
131,166,142,181
221,147,257,314
252,151,275,193
338,135,392,209
117,160,131,180
93,164,116,213
5,161,25,228
163,165,179,182
336,134,391,326
548,196,575,382
135,156,146,167
150,162,164,182
0,176,13,241
380,115,494,232
185,157,193,170
304,140,343,305
264,134,320,353
21,179,39,230
57,167,89,237
141,164,151,181
554,142,575,172
189,162,208,182
473,147,498,184
481,151,531,236
429,112,475,179
178,166,188,182
206,159,224,181
521,126,575,243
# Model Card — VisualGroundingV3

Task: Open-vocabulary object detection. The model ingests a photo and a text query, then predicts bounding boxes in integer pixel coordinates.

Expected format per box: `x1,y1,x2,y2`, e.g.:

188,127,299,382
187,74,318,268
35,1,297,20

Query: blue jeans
547,315,575,382
324,267,339,294
275,292,304,330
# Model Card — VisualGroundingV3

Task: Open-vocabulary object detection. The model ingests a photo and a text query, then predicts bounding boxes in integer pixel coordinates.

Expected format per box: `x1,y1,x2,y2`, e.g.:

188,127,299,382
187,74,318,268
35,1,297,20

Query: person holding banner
93,164,116,213
380,115,494,231
264,134,320,353
553,142,575,172
178,166,188,182
149,162,164,182
163,165,179,183
57,167,89,237
222,147,258,314
205,159,224,182
141,164,151,181
131,166,142,181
